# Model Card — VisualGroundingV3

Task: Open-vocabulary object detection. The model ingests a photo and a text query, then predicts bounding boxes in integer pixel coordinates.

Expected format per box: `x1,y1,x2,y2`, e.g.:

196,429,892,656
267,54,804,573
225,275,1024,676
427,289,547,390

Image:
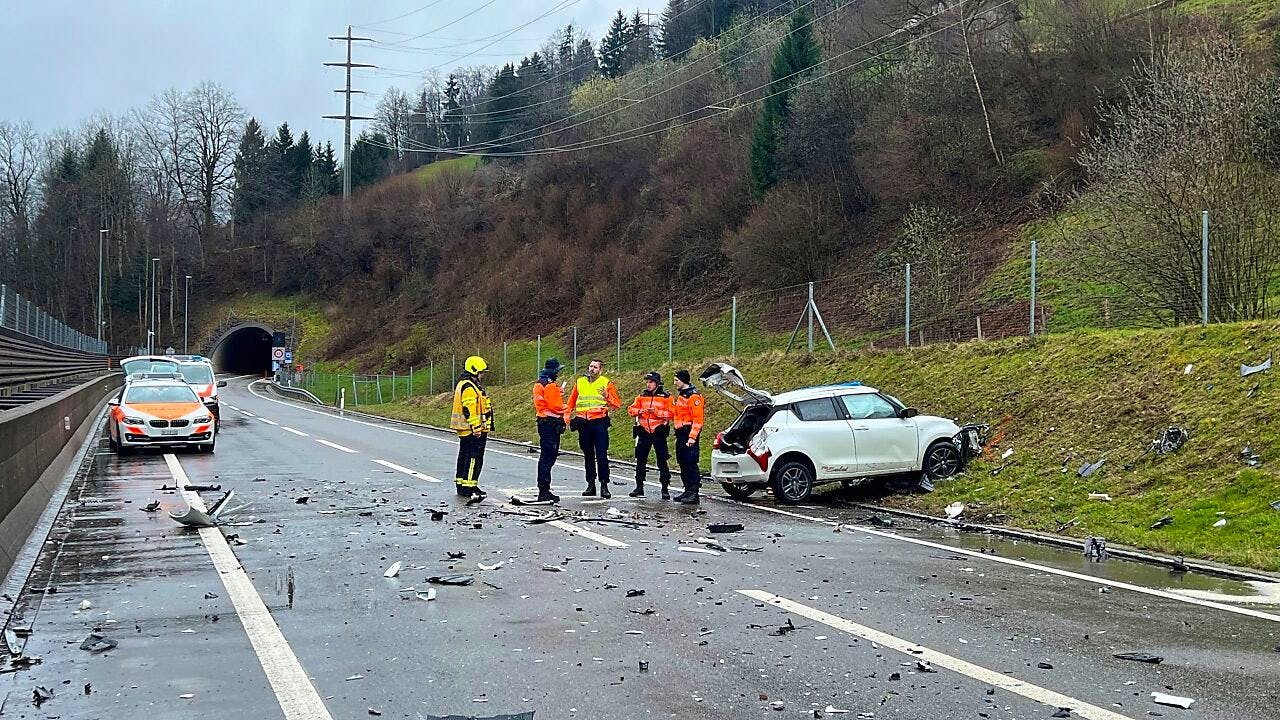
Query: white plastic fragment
477,561,504,571
823,706,850,715
1151,692,1194,709
383,562,401,578
1088,493,1112,502
1000,448,1014,460
945,502,964,519
679,546,721,556
1183,364,1193,375
179,693,194,699
1212,518,1227,528
78,600,92,611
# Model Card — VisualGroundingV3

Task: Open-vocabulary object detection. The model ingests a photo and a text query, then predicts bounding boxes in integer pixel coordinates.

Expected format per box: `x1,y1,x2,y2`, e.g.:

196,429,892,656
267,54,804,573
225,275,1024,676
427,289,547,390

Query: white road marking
281,426,308,437
739,590,1134,720
240,410,256,418
373,459,442,483
546,519,629,548
224,403,240,411
164,454,334,720
242,379,1280,618
258,417,279,426
315,438,357,454
244,380,584,469
714,497,1280,624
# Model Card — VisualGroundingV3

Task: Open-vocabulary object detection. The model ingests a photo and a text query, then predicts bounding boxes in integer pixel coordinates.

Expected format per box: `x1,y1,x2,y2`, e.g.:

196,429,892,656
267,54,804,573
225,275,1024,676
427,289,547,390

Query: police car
107,375,217,453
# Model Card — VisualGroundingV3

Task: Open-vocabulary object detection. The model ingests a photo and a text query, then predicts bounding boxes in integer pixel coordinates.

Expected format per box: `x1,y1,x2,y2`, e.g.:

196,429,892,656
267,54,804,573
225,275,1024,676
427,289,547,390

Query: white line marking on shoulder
714,497,1280,623
164,454,334,720
738,590,1135,720
281,427,308,437
258,417,278,426
315,438,357,454
373,459,442,483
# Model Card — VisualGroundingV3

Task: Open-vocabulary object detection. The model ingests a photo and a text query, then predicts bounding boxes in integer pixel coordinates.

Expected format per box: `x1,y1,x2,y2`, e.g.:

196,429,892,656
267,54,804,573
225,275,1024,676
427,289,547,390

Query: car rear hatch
701,363,774,455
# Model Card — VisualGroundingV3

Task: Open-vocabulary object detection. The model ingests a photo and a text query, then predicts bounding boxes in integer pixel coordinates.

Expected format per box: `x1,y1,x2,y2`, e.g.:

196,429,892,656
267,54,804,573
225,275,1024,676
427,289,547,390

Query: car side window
840,394,898,420
793,398,841,421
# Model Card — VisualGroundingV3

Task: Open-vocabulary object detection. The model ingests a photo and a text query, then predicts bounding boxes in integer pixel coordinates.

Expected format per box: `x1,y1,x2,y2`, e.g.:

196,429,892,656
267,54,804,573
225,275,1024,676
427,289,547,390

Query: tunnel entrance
211,325,274,374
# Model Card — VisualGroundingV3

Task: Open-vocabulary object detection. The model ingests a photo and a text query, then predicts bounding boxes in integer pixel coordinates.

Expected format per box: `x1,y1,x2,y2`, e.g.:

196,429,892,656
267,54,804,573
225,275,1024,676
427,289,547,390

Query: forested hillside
1,0,1278,360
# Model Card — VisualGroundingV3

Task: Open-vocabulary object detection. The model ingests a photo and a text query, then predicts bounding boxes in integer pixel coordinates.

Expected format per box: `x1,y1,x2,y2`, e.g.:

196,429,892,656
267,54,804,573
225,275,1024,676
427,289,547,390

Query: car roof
126,377,193,388
772,383,880,404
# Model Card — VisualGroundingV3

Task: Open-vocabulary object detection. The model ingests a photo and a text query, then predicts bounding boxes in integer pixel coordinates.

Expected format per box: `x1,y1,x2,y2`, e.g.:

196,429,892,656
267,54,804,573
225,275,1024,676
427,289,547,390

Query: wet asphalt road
1,377,1278,719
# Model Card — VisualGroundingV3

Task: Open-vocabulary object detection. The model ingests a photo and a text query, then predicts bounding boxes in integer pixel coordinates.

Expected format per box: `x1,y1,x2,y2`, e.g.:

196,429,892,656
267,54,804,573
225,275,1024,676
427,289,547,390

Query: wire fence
0,284,112,355
296,210,1274,401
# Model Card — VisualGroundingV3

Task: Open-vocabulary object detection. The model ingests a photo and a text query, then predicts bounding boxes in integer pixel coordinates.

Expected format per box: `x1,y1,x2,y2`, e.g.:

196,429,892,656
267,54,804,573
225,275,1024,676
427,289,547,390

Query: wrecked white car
701,363,983,504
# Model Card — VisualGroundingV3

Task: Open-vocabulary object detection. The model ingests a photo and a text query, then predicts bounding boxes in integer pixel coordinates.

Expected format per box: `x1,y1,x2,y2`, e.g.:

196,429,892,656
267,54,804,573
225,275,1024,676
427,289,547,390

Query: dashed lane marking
715,497,1280,624
281,427,308,437
164,454,334,720
373,459,442,483
240,410,256,418
315,438,357,454
738,590,1135,720
258,417,279,426
224,403,240,411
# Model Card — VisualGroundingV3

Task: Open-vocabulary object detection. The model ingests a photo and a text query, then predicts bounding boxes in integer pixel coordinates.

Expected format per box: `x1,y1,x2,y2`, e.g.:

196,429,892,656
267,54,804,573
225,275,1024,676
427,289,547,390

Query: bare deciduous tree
0,120,41,278
1075,27,1280,323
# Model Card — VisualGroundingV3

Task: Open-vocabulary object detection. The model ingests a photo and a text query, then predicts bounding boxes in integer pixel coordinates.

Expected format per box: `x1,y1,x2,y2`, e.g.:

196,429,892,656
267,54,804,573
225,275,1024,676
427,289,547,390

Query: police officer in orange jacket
627,371,673,499
671,369,705,504
532,358,565,503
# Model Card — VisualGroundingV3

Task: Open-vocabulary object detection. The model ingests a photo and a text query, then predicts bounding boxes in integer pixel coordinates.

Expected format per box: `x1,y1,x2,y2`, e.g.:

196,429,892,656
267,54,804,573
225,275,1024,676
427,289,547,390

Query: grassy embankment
361,321,1280,571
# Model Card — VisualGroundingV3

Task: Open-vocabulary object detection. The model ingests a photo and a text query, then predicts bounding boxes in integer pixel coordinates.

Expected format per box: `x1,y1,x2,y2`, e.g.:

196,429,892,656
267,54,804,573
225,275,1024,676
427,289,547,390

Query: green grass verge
355,320,1280,571
412,156,481,184
196,293,331,361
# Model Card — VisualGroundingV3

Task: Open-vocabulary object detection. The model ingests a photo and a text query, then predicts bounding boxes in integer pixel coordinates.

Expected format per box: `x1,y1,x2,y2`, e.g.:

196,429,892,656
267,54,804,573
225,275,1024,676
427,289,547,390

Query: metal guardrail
0,285,108,355
0,327,117,410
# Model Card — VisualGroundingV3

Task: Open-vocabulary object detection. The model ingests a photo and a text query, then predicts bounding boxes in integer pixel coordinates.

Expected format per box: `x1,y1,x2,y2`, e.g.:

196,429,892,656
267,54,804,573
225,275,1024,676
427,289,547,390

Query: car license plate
160,428,184,436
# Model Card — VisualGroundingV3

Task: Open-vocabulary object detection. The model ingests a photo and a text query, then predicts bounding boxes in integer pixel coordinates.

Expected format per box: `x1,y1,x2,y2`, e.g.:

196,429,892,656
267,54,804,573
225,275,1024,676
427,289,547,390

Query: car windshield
122,359,179,376
178,364,215,384
124,385,199,404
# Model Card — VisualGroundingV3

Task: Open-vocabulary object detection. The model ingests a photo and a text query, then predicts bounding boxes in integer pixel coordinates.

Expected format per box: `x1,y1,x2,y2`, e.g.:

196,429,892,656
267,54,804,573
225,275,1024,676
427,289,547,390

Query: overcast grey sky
5,0,620,150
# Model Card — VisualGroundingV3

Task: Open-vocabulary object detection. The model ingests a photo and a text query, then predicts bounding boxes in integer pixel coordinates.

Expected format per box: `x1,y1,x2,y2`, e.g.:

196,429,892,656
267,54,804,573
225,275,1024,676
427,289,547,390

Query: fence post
904,263,912,348
807,281,815,353
976,315,983,341
1201,210,1210,326
430,360,434,395
0,285,6,329
409,366,413,398
572,326,578,377
616,318,621,372
392,371,397,401
351,375,358,406
667,308,673,363
730,295,737,357
536,335,542,376
1029,240,1038,337
452,355,456,385
503,341,509,385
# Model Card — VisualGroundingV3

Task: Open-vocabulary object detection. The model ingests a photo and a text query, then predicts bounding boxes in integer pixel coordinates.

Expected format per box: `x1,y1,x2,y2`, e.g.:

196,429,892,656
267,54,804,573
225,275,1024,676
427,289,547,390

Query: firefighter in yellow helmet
451,356,494,500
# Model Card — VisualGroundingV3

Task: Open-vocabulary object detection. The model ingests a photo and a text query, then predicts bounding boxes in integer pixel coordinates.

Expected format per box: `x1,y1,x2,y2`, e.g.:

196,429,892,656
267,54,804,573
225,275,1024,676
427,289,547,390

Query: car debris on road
1151,691,1195,709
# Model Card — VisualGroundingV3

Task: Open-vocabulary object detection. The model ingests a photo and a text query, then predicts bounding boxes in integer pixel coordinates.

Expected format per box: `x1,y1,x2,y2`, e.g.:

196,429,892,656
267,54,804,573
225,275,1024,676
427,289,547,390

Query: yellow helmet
465,355,488,374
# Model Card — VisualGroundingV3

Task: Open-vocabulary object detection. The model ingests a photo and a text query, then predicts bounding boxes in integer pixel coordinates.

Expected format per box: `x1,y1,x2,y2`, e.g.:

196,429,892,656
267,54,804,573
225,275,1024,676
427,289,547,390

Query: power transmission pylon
324,25,375,199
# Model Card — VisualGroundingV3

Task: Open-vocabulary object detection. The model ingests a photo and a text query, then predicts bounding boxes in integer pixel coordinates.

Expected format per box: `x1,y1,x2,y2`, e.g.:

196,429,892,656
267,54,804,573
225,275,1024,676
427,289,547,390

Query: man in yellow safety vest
564,358,622,498
451,356,493,500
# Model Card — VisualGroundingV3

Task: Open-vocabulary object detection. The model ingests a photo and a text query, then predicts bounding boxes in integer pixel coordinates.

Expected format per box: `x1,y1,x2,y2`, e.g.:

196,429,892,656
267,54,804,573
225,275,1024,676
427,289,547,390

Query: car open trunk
701,362,773,455
719,404,774,454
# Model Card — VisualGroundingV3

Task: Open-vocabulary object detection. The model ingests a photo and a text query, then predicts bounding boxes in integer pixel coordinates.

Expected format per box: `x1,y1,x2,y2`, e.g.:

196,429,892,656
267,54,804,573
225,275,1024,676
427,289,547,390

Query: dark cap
643,371,661,384
675,369,691,384
544,358,562,373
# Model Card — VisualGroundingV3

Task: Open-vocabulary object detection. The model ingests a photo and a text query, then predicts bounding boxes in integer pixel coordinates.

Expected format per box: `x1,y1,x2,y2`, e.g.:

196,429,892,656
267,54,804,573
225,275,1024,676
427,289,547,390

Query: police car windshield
124,385,199,404
178,364,214,384
122,359,179,376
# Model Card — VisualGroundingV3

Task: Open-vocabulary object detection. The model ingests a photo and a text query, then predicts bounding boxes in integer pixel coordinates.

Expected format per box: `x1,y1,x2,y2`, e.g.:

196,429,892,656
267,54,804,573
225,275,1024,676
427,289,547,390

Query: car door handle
852,426,868,431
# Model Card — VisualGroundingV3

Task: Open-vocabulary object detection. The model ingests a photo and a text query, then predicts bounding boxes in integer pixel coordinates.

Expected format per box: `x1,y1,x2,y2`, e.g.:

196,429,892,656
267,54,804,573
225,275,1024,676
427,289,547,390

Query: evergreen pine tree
232,118,275,224
598,10,631,79
659,0,694,58
749,9,820,197
442,75,464,149
573,38,598,82
350,131,391,188
286,130,313,200
626,11,655,70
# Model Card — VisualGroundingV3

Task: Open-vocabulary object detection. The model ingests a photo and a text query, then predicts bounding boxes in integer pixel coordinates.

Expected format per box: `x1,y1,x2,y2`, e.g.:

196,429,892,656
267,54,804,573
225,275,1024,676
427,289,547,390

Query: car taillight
713,431,724,450
747,447,770,472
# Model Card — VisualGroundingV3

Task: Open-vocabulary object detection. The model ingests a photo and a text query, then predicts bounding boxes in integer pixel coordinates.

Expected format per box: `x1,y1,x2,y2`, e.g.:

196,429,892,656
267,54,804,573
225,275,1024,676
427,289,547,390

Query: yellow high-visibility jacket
450,375,493,436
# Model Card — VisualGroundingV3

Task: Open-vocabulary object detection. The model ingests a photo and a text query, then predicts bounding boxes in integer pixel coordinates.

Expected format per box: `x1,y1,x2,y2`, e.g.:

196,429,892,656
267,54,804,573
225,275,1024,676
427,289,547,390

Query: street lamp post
184,275,192,353
151,257,159,354
98,229,106,342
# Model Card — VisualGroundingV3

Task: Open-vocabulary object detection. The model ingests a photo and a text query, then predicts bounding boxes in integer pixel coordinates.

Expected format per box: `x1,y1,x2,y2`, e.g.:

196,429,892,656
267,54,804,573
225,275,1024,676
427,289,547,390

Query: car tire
108,430,119,453
923,440,962,480
770,459,814,504
720,482,757,500
200,441,215,454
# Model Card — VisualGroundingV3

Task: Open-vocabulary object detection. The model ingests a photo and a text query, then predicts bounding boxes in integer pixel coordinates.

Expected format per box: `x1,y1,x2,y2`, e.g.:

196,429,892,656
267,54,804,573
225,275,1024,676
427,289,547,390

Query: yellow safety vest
451,377,491,436
575,376,611,414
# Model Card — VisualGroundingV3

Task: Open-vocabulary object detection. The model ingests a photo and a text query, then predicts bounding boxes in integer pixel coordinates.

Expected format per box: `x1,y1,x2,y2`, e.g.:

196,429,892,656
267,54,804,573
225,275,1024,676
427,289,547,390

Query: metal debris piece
169,490,234,528
1151,692,1194,709
695,538,729,552
770,619,797,636
944,502,964,520
419,714,534,720
1243,446,1263,467
383,562,402,578
1241,355,1272,377
415,588,438,602
1078,458,1105,478
916,660,937,673
295,496,310,504
917,477,935,493
626,589,645,597
708,523,743,534
79,633,117,653
1152,427,1189,455
1037,661,1054,669
639,660,649,673
1149,515,1173,530
3,629,20,656
447,551,467,560
1052,709,1073,718
679,546,721,556
542,564,565,572
1114,652,1163,664
33,686,52,707
142,500,161,513
430,510,447,521
184,484,221,492
823,707,850,715
426,575,474,586
1083,536,1107,561
1270,500,1280,512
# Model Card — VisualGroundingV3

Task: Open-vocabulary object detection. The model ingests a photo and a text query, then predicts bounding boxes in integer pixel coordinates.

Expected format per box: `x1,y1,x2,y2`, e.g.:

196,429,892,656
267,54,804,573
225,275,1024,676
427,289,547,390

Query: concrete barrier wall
0,373,122,575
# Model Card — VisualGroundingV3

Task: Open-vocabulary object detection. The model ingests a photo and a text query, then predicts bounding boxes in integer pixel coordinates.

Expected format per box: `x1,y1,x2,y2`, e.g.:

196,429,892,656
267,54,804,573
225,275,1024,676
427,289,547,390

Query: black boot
660,484,671,500
676,492,699,505
629,482,644,498
582,484,597,497
600,481,611,499
537,490,561,503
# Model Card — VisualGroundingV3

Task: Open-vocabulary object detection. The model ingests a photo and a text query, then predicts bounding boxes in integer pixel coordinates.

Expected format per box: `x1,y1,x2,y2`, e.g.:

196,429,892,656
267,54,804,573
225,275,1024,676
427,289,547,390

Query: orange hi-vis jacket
627,389,673,433
533,377,566,419
565,375,622,421
673,386,705,440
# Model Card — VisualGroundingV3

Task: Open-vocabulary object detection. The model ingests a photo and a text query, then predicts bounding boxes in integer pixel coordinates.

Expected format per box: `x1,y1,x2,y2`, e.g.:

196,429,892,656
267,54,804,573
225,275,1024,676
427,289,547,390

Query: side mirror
216,380,227,387
900,407,920,419
107,398,120,407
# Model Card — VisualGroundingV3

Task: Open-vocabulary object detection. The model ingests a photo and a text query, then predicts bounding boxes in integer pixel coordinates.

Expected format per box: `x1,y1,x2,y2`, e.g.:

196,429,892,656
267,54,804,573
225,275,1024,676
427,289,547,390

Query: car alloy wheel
771,460,814,504
925,442,961,479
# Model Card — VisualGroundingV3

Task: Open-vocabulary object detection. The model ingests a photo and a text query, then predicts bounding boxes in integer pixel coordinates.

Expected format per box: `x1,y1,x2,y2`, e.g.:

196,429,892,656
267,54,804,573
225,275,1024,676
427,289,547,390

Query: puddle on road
907,524,1280,607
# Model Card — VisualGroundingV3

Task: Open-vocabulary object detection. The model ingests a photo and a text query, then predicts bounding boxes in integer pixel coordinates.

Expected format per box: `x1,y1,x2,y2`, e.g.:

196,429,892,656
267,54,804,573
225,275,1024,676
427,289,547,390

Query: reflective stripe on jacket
565,376,621,421
672,387,705,440
450,375,492,436
533,377,565,418
628,389,673,433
